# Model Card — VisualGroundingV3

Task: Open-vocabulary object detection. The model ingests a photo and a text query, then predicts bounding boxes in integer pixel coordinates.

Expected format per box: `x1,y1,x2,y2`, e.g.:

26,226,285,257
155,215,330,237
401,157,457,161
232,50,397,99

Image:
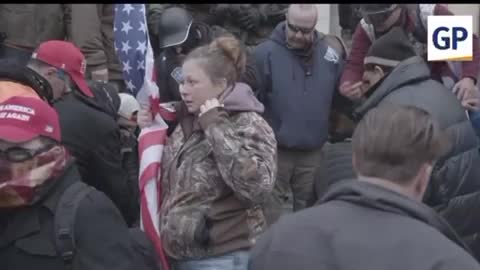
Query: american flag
114,4,171,270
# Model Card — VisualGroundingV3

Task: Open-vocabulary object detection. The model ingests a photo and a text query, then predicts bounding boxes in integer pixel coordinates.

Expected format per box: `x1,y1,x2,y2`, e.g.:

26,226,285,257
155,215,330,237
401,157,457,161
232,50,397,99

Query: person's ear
352,152,358,174
414,163,433,199
217,78,227,93
374,65,385,77
45,67,57,78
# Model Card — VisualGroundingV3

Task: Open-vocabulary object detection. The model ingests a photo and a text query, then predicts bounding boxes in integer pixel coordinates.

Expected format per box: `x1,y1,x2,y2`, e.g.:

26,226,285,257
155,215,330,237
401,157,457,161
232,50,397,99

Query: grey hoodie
223,82,264,113
174,82,265,138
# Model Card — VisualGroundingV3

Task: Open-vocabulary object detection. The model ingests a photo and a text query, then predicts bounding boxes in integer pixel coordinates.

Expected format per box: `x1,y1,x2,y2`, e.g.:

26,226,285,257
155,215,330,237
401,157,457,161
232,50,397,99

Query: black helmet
157,7,193,49
0,59,54,104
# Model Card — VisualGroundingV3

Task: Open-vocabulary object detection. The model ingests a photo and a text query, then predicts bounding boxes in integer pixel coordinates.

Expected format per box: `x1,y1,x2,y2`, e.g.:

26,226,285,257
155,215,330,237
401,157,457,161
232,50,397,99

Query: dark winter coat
54,90,139,226
0,163,143,270
251,180,480,270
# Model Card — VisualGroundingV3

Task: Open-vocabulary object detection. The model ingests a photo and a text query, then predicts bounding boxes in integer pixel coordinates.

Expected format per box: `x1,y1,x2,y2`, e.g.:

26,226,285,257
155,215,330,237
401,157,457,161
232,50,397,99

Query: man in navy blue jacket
254,4,344,225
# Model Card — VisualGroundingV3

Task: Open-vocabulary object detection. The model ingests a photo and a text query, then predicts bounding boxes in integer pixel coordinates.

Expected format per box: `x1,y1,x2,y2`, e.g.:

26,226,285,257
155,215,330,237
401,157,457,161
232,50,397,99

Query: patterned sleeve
198,109,277,204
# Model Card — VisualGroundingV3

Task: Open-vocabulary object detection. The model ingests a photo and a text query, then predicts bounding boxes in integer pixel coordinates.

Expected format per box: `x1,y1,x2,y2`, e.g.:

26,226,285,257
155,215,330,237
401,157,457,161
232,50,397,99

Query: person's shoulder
75,187,123,222
232,111,271,131
320,33,347,60
416,228,480,269
266,203,340,237
254,38,277,54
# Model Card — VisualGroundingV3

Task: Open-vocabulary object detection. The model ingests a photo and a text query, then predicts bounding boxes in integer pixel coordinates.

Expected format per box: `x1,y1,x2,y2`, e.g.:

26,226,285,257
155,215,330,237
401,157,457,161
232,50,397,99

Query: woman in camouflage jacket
138,36,277,270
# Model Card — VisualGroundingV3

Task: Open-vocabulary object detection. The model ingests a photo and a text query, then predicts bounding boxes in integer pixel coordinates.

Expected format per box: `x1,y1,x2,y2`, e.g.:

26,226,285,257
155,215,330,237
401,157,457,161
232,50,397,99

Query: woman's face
179,59,225,114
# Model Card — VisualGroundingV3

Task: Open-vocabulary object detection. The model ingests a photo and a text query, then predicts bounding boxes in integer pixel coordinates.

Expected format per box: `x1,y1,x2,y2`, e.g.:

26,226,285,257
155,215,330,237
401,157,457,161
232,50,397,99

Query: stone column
315,4,331,34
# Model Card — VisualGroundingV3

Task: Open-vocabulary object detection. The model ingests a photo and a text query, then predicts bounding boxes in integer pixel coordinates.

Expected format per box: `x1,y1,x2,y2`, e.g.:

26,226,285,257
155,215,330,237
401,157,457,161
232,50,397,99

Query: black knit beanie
364,27,417,67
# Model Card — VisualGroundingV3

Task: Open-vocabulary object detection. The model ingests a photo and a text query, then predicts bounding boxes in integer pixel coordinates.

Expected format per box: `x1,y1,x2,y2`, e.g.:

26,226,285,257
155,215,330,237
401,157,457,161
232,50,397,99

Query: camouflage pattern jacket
160,83,277,260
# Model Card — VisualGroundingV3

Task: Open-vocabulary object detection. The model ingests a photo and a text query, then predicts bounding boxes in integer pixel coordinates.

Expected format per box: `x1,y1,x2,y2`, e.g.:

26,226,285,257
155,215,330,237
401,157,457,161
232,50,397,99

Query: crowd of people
1,3,480,270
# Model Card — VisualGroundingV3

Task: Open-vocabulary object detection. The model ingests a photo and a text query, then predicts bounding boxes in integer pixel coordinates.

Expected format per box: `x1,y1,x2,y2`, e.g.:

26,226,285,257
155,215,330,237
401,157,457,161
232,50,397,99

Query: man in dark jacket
254,4,344,225
26,40,139,226
0,96,143,270
320,27,480,259
251,103,480,270
340,4,480,101
355,27,480,205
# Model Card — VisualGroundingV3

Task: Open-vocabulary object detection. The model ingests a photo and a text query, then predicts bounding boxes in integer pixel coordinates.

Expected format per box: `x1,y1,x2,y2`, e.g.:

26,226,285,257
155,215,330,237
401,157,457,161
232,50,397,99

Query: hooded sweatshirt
254,21,344,150
160,82,277,260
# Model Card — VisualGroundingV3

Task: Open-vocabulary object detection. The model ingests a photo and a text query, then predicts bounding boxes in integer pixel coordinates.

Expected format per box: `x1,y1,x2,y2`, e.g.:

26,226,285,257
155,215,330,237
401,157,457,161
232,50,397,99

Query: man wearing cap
0,96,143,270
117,93,141,226
26,40,139,227
339,4,480,103
320,27,480,259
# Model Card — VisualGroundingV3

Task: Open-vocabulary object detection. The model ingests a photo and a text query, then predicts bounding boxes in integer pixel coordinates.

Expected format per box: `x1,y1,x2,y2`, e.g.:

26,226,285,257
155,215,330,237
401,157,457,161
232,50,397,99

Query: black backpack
54,181,94,269
54,181,161,270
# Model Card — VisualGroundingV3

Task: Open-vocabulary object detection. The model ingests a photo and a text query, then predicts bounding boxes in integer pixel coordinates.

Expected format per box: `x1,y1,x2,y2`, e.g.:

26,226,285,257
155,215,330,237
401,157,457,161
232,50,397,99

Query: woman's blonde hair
184,35,246,87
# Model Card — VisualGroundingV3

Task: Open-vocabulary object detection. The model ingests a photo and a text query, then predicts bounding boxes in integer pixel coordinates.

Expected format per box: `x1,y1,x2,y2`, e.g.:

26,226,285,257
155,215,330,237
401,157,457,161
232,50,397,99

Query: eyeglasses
0,144,56,163
287,22,315,35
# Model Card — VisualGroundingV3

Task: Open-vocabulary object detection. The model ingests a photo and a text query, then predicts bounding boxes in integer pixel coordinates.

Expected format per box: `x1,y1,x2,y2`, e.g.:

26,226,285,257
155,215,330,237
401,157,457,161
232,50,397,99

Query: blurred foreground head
0,96,68,208
352,103,450,201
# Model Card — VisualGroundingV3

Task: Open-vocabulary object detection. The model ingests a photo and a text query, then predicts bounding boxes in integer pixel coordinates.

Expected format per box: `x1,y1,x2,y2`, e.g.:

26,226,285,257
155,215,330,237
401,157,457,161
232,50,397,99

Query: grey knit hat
364,27,417,67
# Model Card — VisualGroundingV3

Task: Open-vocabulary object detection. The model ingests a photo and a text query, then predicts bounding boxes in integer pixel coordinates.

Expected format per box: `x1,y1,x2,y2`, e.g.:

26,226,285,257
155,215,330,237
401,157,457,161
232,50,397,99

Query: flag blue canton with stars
114,4,149,96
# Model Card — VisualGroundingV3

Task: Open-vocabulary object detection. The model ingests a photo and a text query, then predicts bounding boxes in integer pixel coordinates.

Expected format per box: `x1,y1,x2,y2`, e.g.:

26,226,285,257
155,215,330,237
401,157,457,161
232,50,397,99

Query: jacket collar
322,180,471,253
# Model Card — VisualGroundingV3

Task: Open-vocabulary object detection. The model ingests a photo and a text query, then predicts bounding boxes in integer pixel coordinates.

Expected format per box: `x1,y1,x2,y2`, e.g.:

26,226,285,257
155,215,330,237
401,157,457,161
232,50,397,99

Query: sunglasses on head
0,143,56,163
287,22,314,35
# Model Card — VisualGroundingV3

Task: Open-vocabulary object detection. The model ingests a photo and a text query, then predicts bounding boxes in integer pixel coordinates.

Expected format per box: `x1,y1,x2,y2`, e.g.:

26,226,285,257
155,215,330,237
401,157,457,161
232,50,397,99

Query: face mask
0,145,68,208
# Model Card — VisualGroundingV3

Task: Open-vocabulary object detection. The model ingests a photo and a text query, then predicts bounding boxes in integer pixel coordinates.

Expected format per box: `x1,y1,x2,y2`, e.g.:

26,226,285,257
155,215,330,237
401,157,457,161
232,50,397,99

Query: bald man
254,4,345,225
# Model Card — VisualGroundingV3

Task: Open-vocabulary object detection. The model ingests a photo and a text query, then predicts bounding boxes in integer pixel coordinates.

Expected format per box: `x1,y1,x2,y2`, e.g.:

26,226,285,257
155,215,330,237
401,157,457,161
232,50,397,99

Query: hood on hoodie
355,56,431,118
175,82,264,116
222,82,264,114
175,82,263,138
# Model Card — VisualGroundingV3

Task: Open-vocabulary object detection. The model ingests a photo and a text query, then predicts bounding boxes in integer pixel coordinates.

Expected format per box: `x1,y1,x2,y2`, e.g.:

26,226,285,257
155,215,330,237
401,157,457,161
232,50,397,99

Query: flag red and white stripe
114,4,173,270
